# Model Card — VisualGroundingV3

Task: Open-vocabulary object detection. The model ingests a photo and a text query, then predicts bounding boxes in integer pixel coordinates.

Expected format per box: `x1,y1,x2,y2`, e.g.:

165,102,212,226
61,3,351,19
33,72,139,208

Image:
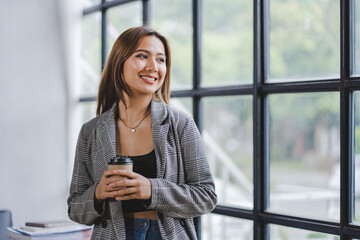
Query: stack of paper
7,220,92,240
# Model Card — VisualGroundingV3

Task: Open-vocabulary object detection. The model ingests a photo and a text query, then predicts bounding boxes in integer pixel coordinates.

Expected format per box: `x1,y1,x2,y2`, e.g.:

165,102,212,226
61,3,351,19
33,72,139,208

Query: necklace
119,110,151,133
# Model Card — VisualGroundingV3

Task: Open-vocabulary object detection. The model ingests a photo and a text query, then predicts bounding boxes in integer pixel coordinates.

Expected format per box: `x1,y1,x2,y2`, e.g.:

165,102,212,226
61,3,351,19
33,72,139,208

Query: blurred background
1,0,360,239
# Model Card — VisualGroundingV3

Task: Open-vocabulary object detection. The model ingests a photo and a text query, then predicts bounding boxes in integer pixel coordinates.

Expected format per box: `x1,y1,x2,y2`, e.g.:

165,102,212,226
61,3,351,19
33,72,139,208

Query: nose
145,57,158,72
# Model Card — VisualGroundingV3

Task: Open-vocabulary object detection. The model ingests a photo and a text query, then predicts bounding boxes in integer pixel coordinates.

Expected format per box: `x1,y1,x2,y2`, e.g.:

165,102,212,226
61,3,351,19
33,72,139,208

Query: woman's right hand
94,170,126,205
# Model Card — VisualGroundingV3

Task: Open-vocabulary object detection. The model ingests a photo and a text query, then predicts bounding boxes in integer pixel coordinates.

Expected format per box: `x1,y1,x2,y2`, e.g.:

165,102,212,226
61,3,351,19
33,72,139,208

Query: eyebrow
134,49,166,56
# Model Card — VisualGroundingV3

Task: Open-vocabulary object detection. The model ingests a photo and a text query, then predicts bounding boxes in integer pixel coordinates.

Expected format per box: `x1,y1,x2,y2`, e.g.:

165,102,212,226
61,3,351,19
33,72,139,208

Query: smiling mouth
140,75,157,82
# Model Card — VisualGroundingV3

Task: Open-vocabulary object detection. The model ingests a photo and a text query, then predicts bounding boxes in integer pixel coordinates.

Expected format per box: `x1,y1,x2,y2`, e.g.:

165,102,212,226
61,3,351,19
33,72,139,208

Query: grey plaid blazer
67,100,217,240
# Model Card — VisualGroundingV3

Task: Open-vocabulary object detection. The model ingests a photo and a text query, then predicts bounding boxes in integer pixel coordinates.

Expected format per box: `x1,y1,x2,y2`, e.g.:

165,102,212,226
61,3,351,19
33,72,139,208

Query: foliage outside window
269,92,340,221
202,0,253,86
151,0,193,90
269,0,340,81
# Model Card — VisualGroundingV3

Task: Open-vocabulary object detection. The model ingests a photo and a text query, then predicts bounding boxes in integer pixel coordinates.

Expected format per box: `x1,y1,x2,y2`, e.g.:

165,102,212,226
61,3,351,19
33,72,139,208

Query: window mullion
101,0,107,70
192,0,202,131
142,0,150,25
253,0,268,239
192,0,202,239
340,0,352,239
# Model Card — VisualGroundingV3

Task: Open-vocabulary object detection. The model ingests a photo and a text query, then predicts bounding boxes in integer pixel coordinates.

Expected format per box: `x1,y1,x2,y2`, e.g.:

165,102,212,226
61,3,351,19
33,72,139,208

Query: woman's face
123,35,167,98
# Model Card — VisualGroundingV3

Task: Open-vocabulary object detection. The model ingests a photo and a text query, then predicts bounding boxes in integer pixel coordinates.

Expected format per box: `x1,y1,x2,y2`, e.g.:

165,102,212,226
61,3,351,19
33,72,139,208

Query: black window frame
80,0,360,239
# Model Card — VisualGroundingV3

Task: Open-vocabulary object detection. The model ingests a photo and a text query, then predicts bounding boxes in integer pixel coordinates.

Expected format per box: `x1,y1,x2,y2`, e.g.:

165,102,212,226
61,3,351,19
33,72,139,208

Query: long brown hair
96,26,172,115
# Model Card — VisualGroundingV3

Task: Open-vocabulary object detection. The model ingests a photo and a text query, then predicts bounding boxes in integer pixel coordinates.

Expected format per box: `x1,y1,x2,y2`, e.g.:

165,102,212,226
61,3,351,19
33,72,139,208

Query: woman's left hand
108,170,152,201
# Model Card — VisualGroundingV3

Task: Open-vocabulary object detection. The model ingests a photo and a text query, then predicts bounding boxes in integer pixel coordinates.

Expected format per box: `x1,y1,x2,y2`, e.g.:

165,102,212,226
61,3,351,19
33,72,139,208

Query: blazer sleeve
67,125,106,226
146,118,217,218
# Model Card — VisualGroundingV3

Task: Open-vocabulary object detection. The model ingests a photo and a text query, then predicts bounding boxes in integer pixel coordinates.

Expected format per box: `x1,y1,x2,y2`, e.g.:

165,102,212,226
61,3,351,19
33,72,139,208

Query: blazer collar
150,100,169,179
151,100,168,127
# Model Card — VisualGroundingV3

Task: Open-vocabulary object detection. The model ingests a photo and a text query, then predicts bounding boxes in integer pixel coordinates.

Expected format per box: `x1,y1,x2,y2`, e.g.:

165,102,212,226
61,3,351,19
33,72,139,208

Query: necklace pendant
131,128,136,133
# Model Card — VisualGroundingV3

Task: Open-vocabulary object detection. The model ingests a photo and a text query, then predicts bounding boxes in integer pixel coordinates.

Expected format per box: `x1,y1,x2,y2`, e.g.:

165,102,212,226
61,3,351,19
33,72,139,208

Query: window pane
354,91,360,224
151,0,193,90
107,3,142,58
81,13,101,96
354,0,360,75
202,214,253,240
269,0,340,82
82,0,100,8
269,92,340,221
270,224,339,239
170,98,193,116
203,96,253,209
79,101,97,124
202,0,253,87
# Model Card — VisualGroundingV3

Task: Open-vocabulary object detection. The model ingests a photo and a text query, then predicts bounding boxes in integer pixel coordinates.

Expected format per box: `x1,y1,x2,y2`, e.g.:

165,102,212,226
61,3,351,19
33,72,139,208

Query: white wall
0,0,69,226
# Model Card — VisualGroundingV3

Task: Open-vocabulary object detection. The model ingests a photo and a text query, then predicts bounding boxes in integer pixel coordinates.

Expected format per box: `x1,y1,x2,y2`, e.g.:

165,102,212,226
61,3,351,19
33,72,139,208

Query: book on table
7,220,92,240
25,220,75,228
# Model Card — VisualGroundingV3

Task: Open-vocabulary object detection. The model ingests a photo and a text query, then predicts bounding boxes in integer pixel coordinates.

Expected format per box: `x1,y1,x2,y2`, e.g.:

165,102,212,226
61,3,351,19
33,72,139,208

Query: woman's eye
136,54,147,59
157,57,165,63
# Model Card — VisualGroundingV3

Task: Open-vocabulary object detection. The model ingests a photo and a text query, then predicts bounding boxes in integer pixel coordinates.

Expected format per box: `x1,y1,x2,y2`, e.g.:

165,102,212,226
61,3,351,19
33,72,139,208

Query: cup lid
108,156,133,165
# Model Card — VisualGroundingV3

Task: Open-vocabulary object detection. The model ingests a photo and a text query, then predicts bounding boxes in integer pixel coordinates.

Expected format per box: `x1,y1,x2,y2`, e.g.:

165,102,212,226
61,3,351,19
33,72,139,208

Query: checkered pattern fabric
67,100,217,240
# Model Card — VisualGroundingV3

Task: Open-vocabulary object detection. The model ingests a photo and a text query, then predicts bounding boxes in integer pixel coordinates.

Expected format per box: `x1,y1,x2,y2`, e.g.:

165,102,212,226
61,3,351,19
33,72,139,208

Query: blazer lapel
99,104,125,239
151,100,169,179
96,104,117,176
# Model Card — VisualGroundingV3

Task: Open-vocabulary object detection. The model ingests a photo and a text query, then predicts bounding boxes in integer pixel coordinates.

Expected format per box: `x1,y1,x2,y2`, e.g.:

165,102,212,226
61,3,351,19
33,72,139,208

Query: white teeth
141,76,155,81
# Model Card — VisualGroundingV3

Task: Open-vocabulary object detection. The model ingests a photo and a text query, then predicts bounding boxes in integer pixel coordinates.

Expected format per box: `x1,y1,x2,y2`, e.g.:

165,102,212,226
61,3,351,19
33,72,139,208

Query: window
81,12,101,97
269,0,340,82
79,0,360,239
151,0,193,90
202,0,253,86
355,91,360,225
82,0,101,8
269,92,340,221
354,0,360,75
203,96,253,209
269,225,339,240
203,213,253,240
107,2,142,58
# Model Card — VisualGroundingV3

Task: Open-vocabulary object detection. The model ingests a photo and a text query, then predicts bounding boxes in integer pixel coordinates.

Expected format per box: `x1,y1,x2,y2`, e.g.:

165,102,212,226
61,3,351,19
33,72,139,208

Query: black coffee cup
108,156,133,172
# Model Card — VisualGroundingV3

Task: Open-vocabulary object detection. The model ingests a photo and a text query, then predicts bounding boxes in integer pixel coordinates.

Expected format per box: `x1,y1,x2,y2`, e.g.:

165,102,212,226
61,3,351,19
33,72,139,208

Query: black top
121,149,156,213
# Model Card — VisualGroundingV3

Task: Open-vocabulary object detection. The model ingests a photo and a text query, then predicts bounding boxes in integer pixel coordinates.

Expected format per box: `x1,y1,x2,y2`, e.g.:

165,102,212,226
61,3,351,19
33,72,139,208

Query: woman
67,26,217,240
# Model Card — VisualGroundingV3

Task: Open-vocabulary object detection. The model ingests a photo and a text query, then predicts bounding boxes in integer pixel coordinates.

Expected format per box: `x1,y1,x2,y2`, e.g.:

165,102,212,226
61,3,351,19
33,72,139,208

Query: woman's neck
118,95,152,123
